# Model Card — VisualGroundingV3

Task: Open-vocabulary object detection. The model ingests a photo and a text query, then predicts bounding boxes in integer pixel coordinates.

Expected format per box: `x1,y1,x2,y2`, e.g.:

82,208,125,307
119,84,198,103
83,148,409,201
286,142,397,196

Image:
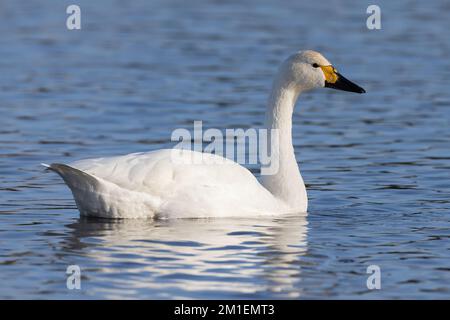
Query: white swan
45,50,365,219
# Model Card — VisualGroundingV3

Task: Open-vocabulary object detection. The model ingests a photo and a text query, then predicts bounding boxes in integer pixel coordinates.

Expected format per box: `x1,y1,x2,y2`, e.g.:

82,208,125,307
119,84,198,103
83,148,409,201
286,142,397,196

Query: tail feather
46,163,101,191
45,163,158,218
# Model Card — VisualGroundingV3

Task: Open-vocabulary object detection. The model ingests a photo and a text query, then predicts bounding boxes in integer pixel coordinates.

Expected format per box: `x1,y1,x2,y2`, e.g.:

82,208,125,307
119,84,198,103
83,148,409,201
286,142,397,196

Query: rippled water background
1,0,450,299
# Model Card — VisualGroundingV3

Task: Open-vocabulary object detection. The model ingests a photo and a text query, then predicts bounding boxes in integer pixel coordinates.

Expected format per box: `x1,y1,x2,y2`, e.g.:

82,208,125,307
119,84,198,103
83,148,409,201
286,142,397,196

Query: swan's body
46,50,364,219
49,150,289,218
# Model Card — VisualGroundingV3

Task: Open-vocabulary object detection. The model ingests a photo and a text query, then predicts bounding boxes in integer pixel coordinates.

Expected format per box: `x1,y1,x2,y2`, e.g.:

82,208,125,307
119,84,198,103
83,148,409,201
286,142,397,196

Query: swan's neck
261,80,307,211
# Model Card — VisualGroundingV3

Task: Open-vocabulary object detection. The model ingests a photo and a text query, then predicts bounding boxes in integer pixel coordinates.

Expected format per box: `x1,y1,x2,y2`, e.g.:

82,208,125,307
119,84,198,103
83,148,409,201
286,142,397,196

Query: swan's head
278,50,365,94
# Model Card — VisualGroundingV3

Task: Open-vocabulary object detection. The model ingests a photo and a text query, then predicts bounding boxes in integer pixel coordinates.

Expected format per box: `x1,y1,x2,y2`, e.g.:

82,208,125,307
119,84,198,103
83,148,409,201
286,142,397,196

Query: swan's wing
70,149,251,195
69,149,284,218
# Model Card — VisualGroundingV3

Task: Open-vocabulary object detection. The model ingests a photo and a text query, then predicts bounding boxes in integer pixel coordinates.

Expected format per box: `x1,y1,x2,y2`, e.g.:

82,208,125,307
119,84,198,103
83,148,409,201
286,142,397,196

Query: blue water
1,0,450,299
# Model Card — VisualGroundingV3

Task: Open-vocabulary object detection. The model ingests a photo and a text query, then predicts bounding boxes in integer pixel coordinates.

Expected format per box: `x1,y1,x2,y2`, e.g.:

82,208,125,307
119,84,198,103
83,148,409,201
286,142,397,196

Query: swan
44,50,365,219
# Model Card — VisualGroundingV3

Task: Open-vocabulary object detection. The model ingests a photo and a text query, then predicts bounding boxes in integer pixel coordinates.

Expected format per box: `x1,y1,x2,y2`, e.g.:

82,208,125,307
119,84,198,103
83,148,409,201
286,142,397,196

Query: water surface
1,0,450,299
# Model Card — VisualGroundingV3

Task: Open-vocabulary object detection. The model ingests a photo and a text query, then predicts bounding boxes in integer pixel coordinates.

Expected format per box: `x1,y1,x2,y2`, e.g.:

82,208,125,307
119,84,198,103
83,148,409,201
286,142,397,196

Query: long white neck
260,76,308,212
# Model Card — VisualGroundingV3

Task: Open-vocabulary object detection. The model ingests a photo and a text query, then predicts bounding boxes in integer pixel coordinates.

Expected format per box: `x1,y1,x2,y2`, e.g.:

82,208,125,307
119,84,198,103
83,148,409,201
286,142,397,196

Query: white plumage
45,50,365,219
48,150,288,218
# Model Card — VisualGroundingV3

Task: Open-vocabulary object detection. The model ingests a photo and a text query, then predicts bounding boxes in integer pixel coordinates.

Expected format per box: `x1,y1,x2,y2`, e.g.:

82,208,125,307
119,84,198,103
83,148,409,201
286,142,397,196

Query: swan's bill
321,65,366,94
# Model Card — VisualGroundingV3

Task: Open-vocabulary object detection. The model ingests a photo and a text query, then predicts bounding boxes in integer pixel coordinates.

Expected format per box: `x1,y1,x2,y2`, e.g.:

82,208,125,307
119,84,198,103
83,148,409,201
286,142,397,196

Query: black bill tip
325,73,366,94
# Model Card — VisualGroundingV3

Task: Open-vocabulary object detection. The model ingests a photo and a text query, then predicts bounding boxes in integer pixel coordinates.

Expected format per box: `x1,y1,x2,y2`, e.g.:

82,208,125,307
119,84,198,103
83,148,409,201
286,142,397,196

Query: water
1,0,450,299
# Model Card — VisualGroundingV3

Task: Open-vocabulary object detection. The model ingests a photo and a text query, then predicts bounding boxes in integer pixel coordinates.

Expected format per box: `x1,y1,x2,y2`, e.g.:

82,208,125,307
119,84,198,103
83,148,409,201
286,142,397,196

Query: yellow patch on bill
320,65,339,84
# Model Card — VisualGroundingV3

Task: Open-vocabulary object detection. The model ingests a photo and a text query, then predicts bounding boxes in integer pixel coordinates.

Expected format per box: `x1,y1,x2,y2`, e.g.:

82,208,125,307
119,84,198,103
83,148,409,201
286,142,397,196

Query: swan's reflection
62,215,308,298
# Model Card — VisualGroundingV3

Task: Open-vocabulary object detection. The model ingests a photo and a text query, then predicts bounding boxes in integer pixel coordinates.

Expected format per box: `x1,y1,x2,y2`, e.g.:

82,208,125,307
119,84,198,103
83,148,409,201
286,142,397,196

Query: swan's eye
312,63,319,68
